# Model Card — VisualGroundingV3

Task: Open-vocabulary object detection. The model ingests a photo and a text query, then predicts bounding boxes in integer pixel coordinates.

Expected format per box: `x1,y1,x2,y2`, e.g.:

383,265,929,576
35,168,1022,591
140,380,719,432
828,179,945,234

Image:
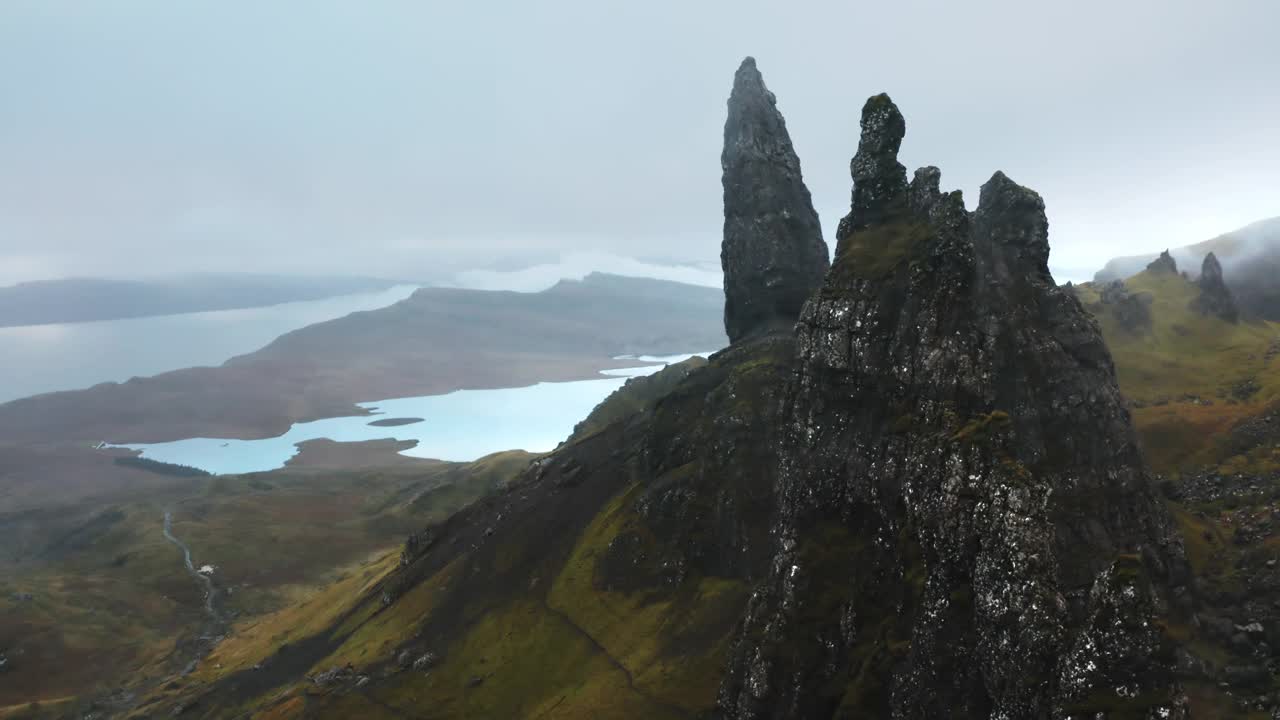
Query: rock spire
1190,251,1239,322
837,93,908,239
720,57,829,344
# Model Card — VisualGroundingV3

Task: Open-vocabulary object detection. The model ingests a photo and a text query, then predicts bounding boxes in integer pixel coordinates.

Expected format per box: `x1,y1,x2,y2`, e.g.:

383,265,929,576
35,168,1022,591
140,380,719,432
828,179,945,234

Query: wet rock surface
721,57,829,344
837,93,908,239
1191,251,1240,322
717,94,1190,719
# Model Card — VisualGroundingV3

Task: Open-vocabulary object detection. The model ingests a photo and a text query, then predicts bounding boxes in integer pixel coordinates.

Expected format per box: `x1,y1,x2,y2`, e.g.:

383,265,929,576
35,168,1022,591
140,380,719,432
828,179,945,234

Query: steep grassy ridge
0,452,534,715
133,337,792,719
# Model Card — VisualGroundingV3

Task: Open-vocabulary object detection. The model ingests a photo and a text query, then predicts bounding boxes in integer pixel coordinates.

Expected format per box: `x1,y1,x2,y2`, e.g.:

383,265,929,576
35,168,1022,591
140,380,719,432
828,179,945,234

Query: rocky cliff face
718,94,1191,719
1190,251,1239,322
721,57,829,344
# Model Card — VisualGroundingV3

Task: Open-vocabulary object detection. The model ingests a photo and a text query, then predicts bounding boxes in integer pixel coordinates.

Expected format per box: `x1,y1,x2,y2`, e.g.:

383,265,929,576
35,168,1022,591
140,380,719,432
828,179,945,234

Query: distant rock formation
1146,249,1179,274
1190,251,1239,322
720,57,829,344
1093,217,1280,320
1100,279,1153,334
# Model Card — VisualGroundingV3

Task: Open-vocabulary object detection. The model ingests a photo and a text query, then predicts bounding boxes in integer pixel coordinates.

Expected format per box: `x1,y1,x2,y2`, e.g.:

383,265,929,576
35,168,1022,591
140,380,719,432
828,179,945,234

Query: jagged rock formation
721,57,829,344
139,68,1222,720
838,93,908,237
1190,251,1239,322
718,94,1191,719
1146,249,1179,274
1099,279,1153,334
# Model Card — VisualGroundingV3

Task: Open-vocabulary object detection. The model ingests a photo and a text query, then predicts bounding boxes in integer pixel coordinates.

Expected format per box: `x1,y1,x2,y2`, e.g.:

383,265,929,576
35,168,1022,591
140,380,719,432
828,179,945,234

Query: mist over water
0,285,419,404
451,252,723,292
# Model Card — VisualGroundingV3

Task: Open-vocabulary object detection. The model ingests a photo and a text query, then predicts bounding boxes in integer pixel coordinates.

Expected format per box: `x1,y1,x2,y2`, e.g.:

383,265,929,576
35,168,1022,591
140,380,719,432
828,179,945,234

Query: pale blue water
0,286,419,404
116,352,709,474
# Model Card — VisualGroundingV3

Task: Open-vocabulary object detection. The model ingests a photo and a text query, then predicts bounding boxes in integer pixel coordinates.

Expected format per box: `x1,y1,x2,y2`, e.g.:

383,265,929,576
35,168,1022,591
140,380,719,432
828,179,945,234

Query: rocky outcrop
1100,279,1153,334
1190,251,1239,322
718,94,1190,719
1093,217,1280,320
721,57,829,344
837,93,908,238
1147,249,1179,274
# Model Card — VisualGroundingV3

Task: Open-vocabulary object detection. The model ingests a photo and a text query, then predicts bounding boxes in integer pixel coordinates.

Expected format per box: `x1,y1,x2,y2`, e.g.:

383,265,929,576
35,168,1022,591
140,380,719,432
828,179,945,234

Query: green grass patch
832,219,934,282
547,482,749,713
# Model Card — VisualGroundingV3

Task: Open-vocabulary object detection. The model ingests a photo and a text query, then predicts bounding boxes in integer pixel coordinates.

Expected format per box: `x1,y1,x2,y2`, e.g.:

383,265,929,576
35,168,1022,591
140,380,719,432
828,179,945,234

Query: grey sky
1,0,1276,285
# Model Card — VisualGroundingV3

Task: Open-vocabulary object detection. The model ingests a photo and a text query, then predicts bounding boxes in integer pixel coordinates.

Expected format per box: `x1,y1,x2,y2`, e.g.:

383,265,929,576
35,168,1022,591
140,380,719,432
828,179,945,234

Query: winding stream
162,511,219,622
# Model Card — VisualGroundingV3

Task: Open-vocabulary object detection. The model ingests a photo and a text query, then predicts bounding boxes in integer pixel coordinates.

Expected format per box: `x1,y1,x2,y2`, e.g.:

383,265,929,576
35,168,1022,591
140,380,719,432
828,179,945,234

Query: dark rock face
1190,251,1239,322
1099,279,1154,334
720,57,829,344
837,94,908,239
1147,249,1179,274
717,95,1190,719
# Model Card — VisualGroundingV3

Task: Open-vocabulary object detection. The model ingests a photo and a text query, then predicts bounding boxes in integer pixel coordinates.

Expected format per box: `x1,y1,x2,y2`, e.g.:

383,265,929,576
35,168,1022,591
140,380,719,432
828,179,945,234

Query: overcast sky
1,1,1276,285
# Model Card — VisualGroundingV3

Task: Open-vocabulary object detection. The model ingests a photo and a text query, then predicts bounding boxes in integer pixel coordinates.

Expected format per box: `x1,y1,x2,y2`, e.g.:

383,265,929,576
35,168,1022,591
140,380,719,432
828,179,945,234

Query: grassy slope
55,269,1280,719
0,451,534,715
1079,269,1280,474
143,276,1280,719
1080,269,1280,717
18,269,1280,717
568,356,709,441
130,339,790,720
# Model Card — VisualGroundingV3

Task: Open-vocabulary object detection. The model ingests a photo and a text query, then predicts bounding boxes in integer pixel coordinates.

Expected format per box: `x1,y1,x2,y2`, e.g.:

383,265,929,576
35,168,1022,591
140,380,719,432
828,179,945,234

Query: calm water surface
117,352,708,474
0,286,419,404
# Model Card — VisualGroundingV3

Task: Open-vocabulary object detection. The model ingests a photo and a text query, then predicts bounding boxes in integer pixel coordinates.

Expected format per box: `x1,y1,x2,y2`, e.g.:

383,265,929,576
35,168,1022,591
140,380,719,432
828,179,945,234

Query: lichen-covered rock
717,94,1190,720
836,93,908,241
1190,251,1239,322
721,57,829,344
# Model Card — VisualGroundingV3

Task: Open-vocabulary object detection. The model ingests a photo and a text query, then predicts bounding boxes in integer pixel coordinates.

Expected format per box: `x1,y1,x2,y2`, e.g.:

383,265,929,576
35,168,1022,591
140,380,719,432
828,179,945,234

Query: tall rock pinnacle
1190,251,1239,322
719,94,1190,719
837,93,908,241
720,57,829,344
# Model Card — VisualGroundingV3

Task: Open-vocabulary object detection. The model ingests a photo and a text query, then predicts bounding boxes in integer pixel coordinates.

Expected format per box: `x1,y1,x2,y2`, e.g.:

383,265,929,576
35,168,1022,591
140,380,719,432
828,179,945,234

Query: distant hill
0,273,400,327
0,272,726,444
1092,216,1280,319
1073,262,1280,473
